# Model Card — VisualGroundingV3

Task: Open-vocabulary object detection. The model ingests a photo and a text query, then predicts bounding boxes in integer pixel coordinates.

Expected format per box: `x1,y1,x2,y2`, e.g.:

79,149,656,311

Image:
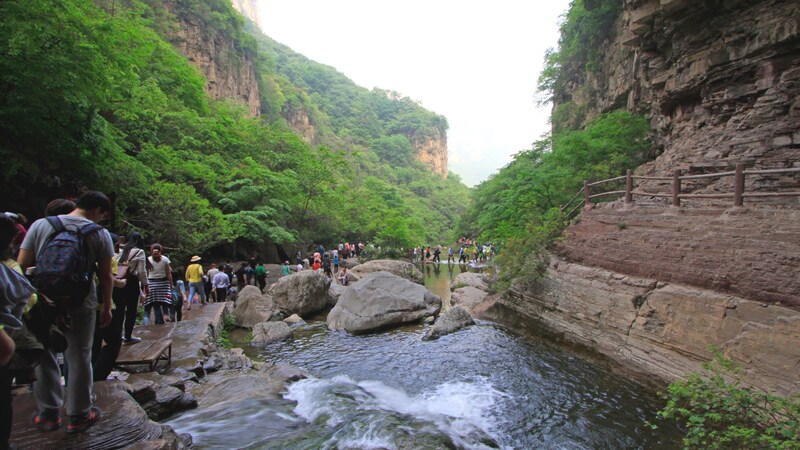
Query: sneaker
32,411,62,432
66,407,101,434
122,337,141,345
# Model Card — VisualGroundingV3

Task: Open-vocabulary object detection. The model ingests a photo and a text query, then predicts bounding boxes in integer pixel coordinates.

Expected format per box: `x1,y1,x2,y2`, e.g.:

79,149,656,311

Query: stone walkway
10,303,227,449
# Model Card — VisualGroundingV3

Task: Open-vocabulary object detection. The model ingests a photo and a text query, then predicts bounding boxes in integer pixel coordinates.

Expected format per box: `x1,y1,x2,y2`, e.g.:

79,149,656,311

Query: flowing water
168,264,680,449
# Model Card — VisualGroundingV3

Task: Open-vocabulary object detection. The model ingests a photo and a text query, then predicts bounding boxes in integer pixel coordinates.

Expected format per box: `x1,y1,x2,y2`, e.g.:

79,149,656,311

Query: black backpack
32,216,102,310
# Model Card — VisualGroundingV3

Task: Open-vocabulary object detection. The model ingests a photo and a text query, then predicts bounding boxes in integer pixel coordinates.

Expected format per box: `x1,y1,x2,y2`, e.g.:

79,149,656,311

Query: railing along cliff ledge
561,163,800,218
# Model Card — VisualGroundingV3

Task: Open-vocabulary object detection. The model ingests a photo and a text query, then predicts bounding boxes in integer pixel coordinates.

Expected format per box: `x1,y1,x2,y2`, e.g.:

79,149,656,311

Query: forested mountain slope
0,0,469,260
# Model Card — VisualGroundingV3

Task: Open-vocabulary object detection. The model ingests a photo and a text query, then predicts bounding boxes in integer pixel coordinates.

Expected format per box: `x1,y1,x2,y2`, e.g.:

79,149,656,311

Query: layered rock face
519,0,800,394
285,106,317,144
498,203,800,393
410,130,448,179
168,3,261,117
229,0,261,29
563,0,800,201
502,256,800,395
560,203,800,308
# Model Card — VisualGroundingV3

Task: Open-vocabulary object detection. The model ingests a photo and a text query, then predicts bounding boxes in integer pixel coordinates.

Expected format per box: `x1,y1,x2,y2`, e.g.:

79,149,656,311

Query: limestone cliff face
167,3,261,117
285,106,317,144
559,0,800,200
410,129,448,179
496,203,800,394
513,0,800,393
229,0,262,30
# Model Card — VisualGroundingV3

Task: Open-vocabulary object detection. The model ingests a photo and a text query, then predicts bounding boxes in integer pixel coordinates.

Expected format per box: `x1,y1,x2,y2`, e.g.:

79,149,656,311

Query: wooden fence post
583,180,592,209
672,169,681,207
625,169,633,203
733,163,745,207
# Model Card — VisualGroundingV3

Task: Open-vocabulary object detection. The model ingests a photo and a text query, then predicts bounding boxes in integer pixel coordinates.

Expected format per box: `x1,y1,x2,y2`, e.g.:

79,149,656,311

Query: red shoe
32,411,62,432
67,407,102,434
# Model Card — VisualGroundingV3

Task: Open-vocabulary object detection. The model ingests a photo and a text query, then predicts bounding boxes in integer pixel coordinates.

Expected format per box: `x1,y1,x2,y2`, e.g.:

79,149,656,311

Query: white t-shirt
147,255,171,279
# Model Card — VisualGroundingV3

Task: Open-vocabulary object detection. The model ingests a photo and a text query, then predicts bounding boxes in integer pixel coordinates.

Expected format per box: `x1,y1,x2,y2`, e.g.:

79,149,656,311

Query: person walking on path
447,247,454,264
205,263,219,302
91,233,126,382
280,261,291,277
144,244,173,324
254,262,268,291
119,231,149,344
18,191,115,434
212,269,230,303
185,256,205,309
1,213,37,448
171,271,185,322
322,254,332,278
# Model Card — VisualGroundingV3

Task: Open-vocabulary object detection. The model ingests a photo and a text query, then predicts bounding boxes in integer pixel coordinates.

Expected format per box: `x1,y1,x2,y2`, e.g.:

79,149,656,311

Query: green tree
655,351,800,449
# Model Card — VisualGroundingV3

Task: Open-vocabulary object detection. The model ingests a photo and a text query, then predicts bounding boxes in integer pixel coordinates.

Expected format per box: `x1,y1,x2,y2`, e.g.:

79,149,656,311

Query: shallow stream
168,263,680,449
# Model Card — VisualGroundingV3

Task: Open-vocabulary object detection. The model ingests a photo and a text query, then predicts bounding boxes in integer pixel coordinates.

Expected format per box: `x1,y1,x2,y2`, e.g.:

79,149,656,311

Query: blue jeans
188,281,206,305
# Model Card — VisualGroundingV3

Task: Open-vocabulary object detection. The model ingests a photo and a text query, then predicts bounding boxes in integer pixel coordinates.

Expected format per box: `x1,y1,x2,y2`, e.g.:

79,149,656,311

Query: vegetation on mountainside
457,0,643,289
653,351,800,449
0,0,469,261
458,111,649,289
536,0,622,106
458,110,650,241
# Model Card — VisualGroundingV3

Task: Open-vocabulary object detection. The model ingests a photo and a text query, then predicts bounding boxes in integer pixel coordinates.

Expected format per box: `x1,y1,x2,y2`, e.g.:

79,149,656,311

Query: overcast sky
258,0,570,186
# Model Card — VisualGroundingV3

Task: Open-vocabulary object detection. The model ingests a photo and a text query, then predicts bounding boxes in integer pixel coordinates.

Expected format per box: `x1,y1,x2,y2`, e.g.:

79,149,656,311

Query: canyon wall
559,0,800,202
410,130,449,179
497,203,800,394
168,3,261,117
229,0,261,29
503,0,800,392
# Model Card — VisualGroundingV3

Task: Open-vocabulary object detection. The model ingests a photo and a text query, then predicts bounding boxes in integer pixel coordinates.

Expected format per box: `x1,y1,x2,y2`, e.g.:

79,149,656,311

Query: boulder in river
270,270,330,316
449,272,489,292
348,259,424,284
423,305,475,341
251,321,293,346
327,281,346,307
283,314,306,326
233,285,277,328
339,258,361,270
327,271,441,334
451,286,490,311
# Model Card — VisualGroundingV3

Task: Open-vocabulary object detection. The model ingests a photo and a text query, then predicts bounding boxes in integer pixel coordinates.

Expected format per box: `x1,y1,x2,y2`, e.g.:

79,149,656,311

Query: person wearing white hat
185,256,205,309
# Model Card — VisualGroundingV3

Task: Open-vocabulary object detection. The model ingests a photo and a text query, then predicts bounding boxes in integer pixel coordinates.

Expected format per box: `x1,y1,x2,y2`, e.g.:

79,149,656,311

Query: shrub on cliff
654,351,800,449
494,208,565,290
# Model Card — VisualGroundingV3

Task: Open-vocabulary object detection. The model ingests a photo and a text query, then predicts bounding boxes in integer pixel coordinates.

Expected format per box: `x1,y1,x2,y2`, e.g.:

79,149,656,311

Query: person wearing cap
280,261,291,277
185,256,205,309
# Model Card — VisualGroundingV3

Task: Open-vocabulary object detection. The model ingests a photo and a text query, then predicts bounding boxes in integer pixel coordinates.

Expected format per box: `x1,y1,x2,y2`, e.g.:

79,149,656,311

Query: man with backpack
17,191,115,434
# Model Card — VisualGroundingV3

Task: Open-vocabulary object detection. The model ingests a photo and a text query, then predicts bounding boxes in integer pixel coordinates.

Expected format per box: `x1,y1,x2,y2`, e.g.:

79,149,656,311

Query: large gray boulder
348,259,423,284
251,321,293,346
269,270,331,316
423,306,475,341
450,286,490,311
339,258,361,269
327,271,441,334
449,272,488,291
232,285,277,328
327,281,346,307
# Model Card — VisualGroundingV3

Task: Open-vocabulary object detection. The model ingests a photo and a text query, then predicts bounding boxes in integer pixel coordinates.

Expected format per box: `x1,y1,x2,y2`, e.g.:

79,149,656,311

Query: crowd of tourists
291,242,365,286
0,191,287,445
409,238,496,264
0,189,499,446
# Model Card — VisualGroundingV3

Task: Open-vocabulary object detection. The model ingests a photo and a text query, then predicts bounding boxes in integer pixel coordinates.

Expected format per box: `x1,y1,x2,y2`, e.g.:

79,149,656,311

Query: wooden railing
561,164,800,218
